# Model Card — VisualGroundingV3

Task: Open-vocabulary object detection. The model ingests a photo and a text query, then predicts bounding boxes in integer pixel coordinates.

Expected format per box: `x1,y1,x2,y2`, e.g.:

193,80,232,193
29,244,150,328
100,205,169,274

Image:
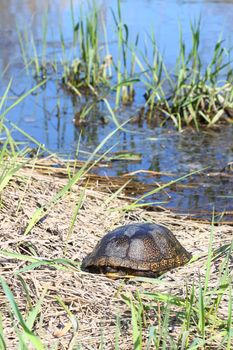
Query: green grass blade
0,277,45,350
0,313,6,350
198,276,205,340
226,286,232,350
0,79,12,113
204,211,215,293
23,120,129,235
130,167,208,208
130,300,142,350
1,79,47,120
18,289,47,350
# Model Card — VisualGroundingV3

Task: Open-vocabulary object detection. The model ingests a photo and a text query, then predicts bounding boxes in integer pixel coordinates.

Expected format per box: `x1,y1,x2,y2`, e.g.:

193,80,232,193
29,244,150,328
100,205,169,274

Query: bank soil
0,163,232,349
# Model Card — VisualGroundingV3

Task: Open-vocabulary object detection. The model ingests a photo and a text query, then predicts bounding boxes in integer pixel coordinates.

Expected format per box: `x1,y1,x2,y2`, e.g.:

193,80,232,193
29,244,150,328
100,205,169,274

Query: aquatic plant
15,0,233,129
62,1,112,95
65,4,233,129
140,20,233,130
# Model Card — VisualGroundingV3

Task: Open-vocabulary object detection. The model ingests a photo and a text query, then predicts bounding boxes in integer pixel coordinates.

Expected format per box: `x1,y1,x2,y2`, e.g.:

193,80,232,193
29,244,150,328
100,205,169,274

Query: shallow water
0,0,232,221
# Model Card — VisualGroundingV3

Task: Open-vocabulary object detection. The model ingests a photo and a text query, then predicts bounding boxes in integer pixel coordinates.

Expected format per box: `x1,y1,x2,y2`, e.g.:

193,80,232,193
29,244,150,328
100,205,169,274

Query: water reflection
0,0,232,221
1,0,233,74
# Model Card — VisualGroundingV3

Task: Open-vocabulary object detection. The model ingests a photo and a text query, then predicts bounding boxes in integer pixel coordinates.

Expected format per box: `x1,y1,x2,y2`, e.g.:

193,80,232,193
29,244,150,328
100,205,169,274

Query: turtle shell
81,223,191,277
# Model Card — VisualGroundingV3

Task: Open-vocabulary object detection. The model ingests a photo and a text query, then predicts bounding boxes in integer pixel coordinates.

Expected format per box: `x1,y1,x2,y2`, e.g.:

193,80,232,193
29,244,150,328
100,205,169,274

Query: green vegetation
15,0,233,130
62,2,107,90
140,21,233,130
0,1,232,349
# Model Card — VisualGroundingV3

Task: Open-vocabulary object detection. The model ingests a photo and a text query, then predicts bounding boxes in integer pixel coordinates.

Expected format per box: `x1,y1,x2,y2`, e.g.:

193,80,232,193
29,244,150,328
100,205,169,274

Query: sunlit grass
0,216,231,348
120,229,233,349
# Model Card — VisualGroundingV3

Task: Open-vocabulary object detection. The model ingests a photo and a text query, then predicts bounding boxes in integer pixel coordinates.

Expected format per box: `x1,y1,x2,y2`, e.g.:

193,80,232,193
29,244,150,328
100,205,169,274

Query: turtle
81,223,191,277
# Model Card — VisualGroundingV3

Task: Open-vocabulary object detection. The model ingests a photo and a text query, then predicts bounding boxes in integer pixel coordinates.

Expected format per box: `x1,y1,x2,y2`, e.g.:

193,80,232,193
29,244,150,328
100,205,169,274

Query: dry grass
0,165,232,349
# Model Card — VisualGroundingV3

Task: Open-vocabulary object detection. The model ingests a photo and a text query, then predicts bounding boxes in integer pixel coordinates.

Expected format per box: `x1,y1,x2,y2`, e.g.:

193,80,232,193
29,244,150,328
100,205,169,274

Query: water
0,0,232,222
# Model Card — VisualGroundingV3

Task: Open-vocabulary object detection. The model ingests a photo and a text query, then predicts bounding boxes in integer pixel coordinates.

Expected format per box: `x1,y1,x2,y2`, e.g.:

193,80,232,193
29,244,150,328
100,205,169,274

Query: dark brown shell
81,223,191,277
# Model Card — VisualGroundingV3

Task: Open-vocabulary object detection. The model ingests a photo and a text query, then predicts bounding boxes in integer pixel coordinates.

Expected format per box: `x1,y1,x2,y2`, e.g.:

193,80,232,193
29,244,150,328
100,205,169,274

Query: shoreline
0,164,232,348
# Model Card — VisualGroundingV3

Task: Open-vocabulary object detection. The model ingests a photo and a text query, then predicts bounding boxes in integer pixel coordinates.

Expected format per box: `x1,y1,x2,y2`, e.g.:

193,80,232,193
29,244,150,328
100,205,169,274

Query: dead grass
0,164,232,349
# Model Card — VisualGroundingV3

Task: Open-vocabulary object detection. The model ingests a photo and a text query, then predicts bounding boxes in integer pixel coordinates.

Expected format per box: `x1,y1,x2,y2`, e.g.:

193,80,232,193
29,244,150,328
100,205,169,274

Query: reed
143,19,233,129
63,1,112,94
15,1,233,129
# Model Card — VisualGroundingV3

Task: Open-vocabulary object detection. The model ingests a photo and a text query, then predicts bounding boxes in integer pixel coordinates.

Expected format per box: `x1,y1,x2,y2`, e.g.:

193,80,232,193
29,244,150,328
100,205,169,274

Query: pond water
0,0,232,222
